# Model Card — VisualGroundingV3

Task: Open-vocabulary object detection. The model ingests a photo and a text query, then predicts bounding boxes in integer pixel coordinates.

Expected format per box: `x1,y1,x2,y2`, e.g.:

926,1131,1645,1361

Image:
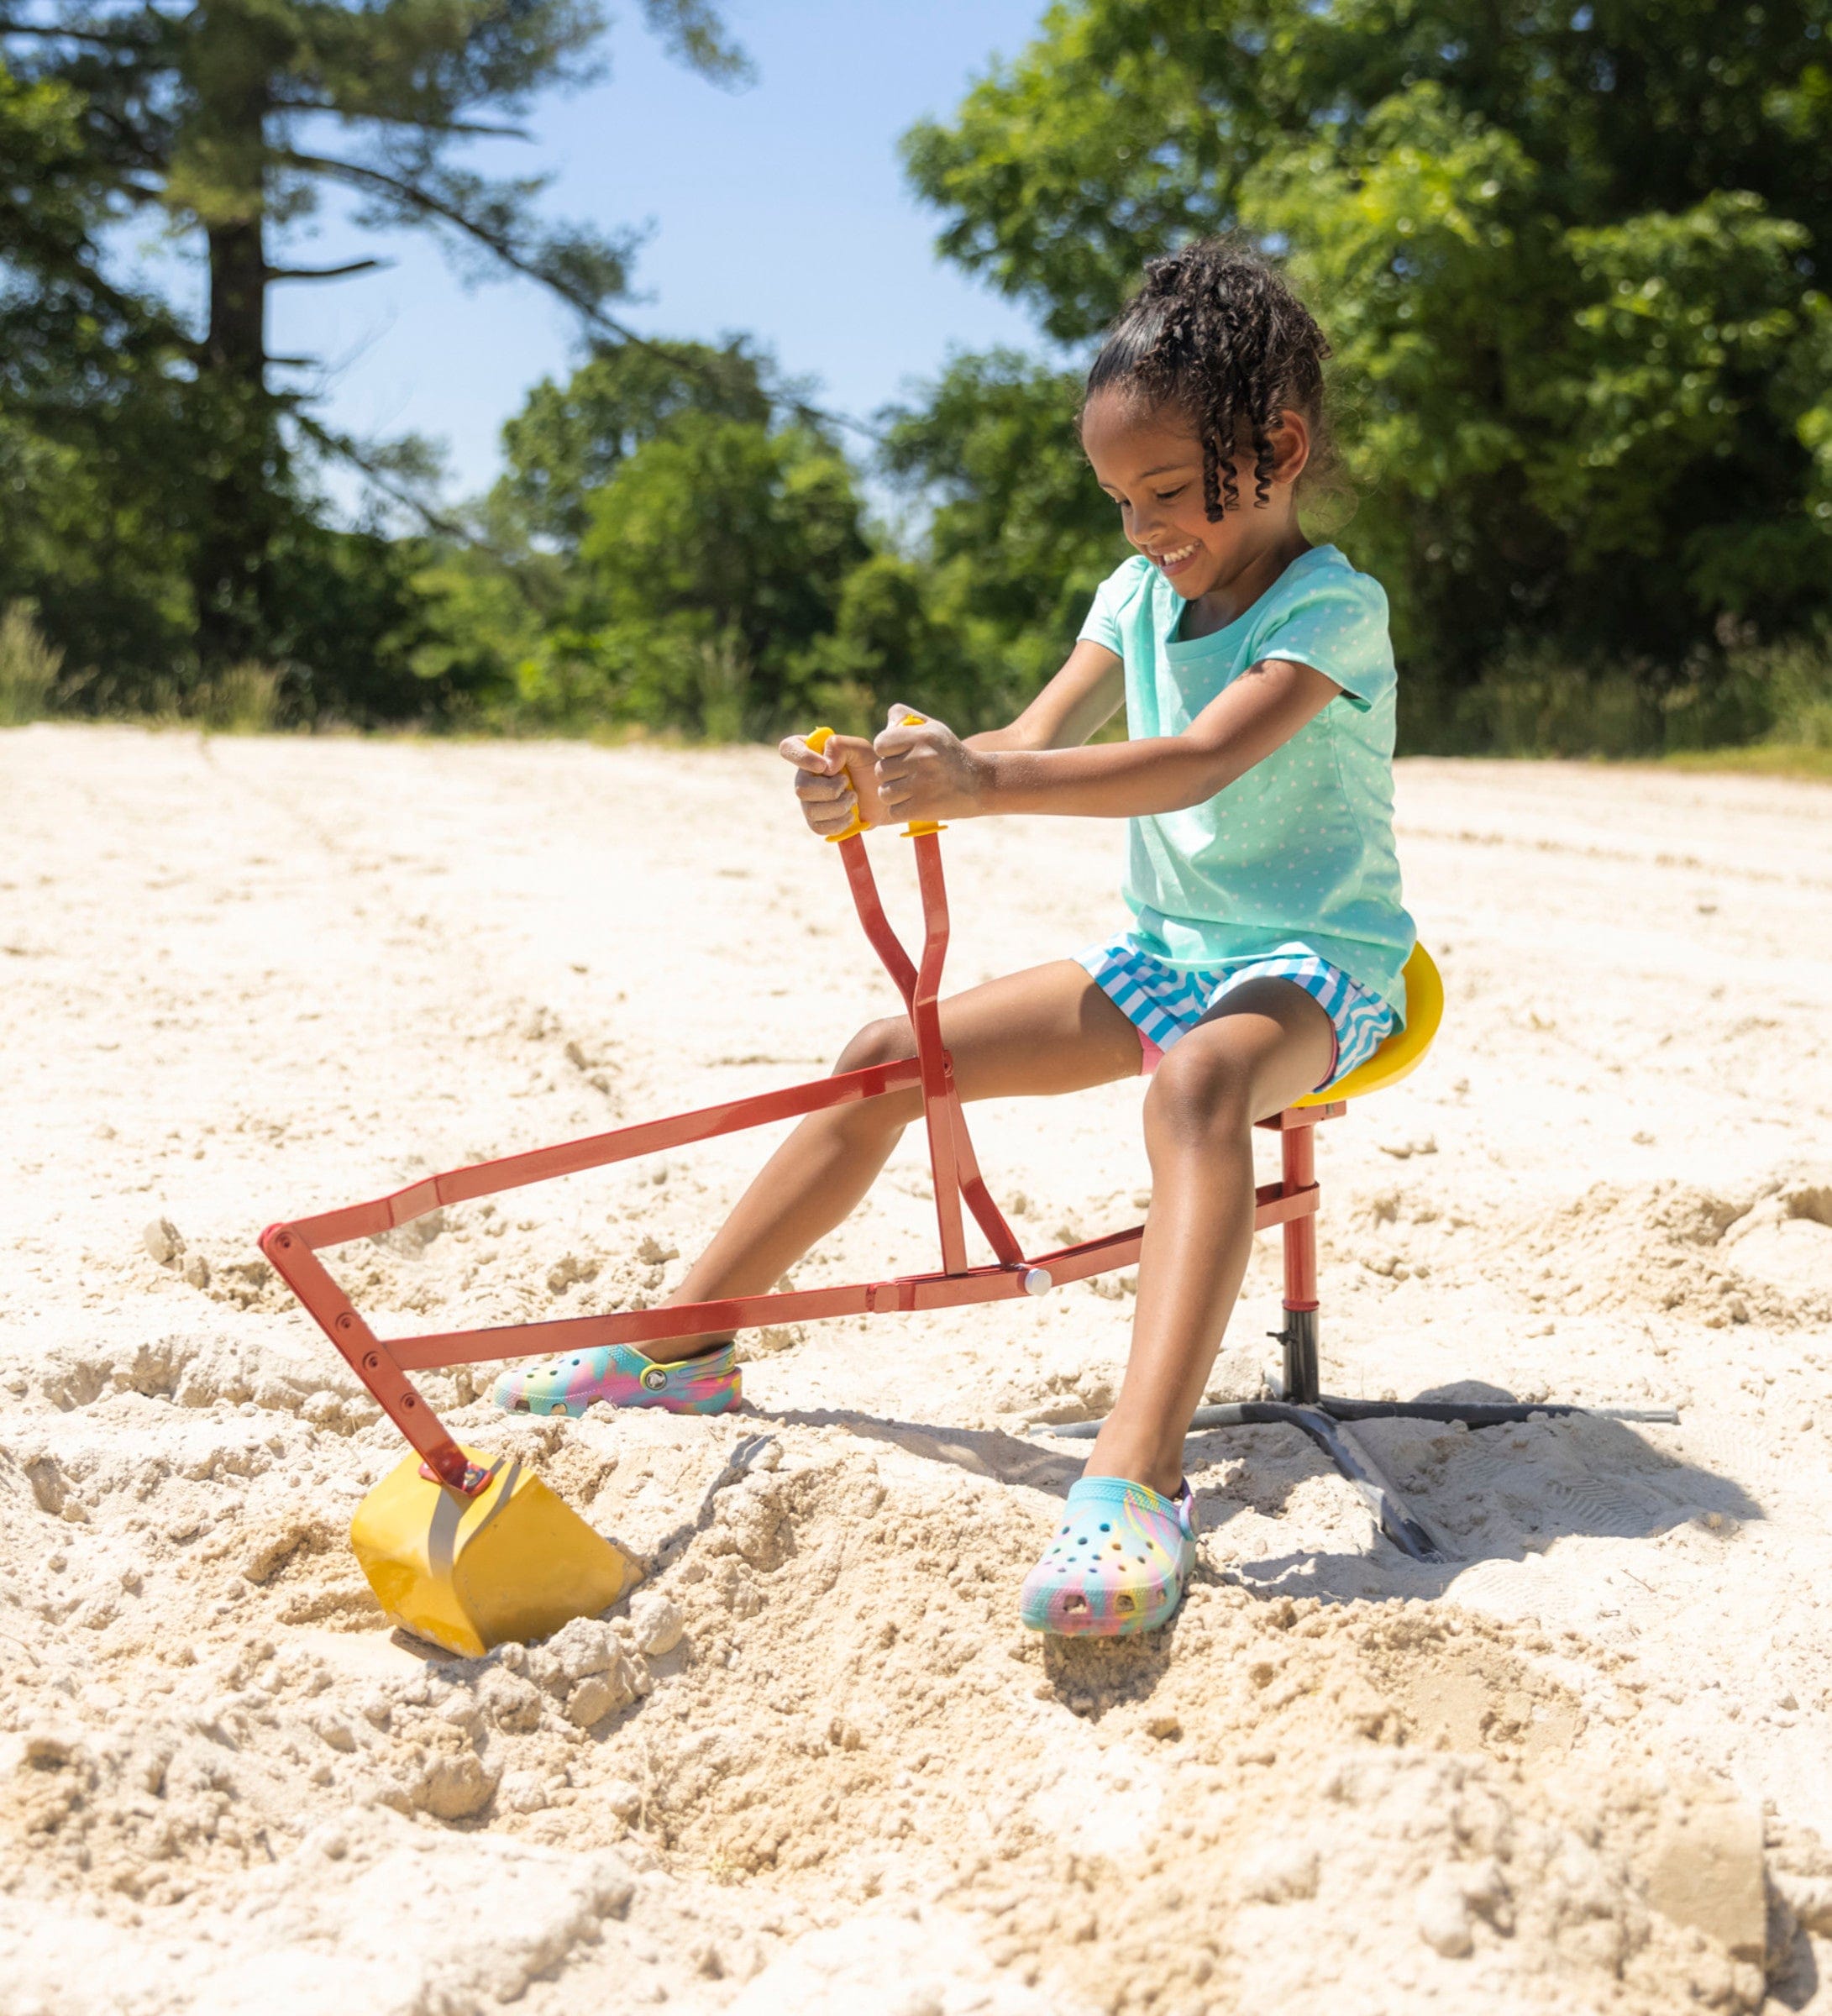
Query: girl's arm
874,658,1340,823
963,640,1126,754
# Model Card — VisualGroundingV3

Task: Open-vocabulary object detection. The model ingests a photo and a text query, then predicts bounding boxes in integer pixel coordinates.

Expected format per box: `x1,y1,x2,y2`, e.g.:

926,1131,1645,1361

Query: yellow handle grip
884,711,944,839
802,725,868,843
801,716,947,843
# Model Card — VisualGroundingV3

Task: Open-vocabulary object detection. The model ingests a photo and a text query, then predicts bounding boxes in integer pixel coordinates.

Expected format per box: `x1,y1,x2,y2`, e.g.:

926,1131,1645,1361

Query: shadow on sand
759,1379,1761,1613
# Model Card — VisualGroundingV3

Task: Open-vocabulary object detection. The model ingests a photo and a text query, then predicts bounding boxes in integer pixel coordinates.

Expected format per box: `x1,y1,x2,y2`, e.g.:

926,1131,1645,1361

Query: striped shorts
1076,934,1396,1092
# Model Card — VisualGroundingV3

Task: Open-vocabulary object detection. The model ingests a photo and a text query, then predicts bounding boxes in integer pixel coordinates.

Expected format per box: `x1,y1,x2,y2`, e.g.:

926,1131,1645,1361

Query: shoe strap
1064,1474,1180,1520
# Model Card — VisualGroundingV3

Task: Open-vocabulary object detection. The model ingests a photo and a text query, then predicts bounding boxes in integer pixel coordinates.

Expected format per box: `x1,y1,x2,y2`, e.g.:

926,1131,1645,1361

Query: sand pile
1493,1175,1832,1331
2,728,1829,2013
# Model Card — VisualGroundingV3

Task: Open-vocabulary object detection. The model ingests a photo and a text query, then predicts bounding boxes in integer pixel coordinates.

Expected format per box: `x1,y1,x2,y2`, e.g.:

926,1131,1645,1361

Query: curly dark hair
1084,238,1331,521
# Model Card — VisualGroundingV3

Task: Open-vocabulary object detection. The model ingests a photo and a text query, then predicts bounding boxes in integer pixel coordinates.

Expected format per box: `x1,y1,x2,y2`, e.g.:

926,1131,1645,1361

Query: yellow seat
1294,943,1443,1108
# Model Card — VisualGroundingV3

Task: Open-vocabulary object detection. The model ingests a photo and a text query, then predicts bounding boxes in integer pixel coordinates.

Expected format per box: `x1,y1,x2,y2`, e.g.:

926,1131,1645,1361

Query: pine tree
0,0,744,668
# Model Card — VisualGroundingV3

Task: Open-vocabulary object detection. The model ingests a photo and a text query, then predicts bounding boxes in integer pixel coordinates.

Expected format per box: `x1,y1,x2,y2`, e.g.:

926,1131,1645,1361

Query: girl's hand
778,730,889,837
873,705,991,823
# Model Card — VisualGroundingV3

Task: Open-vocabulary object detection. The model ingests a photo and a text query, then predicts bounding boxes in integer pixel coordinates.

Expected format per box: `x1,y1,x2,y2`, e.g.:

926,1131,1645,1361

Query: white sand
3,724,1829,2014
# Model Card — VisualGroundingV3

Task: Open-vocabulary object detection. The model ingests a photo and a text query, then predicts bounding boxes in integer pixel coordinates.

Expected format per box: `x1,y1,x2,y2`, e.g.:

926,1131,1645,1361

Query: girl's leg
663,960,1142,1350
1085,977,1336,1496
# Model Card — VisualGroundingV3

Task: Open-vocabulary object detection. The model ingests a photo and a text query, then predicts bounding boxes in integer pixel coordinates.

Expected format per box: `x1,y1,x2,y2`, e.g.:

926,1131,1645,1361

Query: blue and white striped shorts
1075,934,1397,1092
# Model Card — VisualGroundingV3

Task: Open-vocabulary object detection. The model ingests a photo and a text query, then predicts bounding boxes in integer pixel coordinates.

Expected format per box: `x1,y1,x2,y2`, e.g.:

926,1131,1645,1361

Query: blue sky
258,0,1056,507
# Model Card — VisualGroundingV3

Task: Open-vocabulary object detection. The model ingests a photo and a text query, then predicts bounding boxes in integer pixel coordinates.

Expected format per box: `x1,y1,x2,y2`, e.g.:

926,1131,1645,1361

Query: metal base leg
1037,1118,1682,1567
1042,1392,1682,1567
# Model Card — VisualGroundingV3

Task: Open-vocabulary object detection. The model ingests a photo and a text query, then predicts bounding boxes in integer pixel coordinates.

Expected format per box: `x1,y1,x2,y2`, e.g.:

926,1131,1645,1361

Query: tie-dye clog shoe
492,1341,741,1419
1020,1474,1197,1636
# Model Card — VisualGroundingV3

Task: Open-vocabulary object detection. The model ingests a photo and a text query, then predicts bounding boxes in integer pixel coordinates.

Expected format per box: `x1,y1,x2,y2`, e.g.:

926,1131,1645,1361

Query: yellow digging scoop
351,1444,641,1659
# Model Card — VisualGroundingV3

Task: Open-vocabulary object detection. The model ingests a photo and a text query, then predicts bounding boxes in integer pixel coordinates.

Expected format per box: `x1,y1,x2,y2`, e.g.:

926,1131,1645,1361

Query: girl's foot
1020,1475,1197,1637
491,1342,741,1420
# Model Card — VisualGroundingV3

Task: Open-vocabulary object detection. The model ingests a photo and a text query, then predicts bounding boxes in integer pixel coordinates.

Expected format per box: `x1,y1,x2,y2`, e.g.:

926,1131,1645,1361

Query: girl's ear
1268,407,1312,487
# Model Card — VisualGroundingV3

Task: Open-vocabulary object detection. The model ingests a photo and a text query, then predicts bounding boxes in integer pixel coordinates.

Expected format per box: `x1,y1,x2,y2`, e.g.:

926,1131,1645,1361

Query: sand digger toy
260,721,1120,1656
262,722,1649,1656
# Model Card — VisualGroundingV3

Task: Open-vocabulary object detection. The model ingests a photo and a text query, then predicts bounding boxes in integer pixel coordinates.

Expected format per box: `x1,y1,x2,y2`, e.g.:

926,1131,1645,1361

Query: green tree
419,335,796,731
791,553,968,735
0,60,198,698
880,347,1126,694
0,0,746,673
902,0,1832,717
512,410,870,738
498,335,774,547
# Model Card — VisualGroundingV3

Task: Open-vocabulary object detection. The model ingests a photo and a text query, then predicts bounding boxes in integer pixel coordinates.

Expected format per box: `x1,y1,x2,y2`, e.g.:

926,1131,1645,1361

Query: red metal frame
260,827,1344,1493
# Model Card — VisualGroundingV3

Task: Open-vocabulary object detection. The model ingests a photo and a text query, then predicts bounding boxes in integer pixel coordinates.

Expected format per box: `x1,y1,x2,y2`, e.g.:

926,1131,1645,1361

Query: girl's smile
1152,538,1202,577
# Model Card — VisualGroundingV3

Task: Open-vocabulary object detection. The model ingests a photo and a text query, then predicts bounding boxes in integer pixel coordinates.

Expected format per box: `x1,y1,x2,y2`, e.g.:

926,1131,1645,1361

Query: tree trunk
187,8,281,676
193,214,277,669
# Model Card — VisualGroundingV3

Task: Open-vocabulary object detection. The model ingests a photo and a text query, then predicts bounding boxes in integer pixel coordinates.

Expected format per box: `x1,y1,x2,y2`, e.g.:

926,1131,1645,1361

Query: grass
195,662,283,733
0,601,63,724
1661,744,1832,781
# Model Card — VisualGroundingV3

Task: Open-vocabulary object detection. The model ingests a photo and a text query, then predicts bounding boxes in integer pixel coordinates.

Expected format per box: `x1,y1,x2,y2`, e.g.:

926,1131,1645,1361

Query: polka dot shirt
1078,547,1415,1021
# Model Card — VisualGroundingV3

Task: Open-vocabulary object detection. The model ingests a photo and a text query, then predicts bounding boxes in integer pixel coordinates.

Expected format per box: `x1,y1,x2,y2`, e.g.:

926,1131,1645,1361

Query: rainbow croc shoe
1021,1474,1197,1637
492,1341,741,1419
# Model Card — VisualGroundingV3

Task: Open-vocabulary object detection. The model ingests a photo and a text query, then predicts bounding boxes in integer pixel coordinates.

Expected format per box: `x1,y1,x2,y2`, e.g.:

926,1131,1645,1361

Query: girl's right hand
778,731,886,837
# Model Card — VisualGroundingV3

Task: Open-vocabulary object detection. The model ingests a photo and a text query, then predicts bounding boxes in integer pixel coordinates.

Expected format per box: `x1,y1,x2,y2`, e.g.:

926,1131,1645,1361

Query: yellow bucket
350,1444,640,1657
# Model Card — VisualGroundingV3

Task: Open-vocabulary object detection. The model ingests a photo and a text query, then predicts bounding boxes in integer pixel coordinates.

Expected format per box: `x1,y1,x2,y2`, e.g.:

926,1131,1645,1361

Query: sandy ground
3,725,1831,2016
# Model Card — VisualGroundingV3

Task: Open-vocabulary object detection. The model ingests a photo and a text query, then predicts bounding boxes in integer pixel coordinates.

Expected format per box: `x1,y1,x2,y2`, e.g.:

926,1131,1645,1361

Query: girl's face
1080,390,1310,599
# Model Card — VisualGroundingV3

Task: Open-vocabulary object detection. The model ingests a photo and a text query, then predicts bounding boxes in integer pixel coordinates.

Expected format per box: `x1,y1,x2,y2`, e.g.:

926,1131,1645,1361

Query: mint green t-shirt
1079,545,1415,1020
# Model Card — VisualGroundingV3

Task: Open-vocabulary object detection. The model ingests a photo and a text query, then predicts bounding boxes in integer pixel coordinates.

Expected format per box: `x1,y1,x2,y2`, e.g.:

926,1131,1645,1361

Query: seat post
1279,1117,1321,1404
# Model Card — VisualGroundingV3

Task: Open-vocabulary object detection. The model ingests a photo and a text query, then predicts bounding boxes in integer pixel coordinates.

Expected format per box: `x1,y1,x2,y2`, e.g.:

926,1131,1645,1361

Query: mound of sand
2,730,1829,2013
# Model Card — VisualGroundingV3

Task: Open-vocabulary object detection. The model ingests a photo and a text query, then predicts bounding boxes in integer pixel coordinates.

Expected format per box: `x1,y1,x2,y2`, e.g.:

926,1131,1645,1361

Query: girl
495,239,1415,1638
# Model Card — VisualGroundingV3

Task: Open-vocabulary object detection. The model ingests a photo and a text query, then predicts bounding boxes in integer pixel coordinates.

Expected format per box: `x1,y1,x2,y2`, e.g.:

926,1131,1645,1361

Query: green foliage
902,0,1832,735
499,337,774,546
1245,93,1832,682
13,1,1832,757
900,3,1241,347
882,349,1126,659
501,410,869,737
195,663,282,732
0,0,746,697
0,601,64,724
414,339,885,742
1432,627,1832,759
0,58,202,697
864,347,1142,727
0,396,197,706
1730,636,1832,751
1451,648,1665,760
0,388,484,722
792,554,968,734
264,521,493,725
409,531,557,711
433,346,1081,743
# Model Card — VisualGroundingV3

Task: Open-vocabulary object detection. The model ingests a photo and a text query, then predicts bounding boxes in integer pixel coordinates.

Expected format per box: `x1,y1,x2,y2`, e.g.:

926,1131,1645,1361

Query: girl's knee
1145,1039,1254,1142
836,1015,914,1075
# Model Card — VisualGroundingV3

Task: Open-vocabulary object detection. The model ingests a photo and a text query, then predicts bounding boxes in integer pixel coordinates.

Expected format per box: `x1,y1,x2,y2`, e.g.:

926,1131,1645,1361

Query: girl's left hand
872,705,991,822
